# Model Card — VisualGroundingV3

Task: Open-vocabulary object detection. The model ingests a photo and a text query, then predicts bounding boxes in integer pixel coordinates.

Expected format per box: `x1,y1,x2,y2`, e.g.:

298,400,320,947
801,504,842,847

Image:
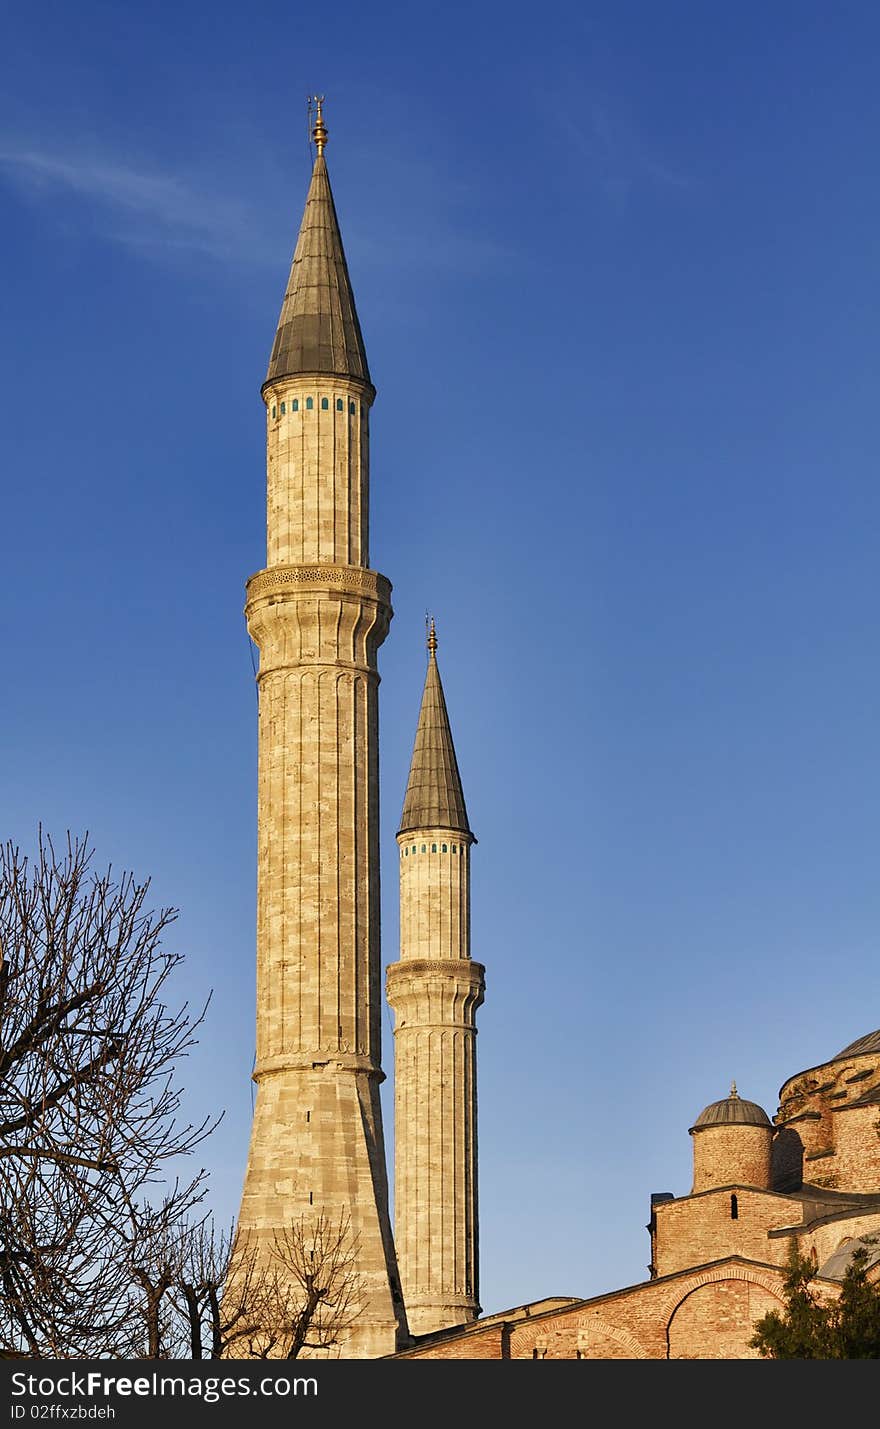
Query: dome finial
730,1080,738,1098
310,95,328,155
426,614,437,657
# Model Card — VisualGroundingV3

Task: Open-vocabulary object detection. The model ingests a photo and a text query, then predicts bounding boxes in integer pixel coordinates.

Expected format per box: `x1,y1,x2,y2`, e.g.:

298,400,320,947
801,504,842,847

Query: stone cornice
386,958,485,983
246,563,392,606
253,1052,385,1082
260,372,376,404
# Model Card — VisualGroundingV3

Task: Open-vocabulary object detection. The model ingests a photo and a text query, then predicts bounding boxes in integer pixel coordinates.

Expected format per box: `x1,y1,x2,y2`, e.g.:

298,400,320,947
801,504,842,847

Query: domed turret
692,1083,773,1132
690,1083,773,1192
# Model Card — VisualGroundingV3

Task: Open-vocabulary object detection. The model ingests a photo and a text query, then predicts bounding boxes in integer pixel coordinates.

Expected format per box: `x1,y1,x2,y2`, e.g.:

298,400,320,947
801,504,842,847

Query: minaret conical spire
265,103,371,388
399,620,472,837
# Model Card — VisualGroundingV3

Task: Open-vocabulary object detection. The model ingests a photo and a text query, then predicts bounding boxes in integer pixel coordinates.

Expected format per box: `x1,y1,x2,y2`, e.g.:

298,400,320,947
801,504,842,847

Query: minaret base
404,1301,480,1339
234,1063,406,1359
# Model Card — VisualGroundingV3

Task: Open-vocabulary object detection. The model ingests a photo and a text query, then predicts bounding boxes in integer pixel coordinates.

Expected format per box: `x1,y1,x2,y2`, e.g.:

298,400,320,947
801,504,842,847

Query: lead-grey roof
399,646,471,838
818,1236,880,1282
834,1028,880,1059
265,154,371,388
690,1087,771,1132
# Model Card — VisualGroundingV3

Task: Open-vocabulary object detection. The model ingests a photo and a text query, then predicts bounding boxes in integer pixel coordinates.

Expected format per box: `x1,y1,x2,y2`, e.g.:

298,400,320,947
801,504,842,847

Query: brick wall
398,1262,789,1360
776,1051,879,1178
831,1104,880,1192
395,1325,506,1359
691,1124,772,1193
654,1188,802,1277
666,1279,780,1359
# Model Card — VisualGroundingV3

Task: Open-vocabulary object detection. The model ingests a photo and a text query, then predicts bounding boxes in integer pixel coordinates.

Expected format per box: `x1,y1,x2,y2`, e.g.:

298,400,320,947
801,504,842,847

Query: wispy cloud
557,98,691,207
0,139,273,265
0,134,515,285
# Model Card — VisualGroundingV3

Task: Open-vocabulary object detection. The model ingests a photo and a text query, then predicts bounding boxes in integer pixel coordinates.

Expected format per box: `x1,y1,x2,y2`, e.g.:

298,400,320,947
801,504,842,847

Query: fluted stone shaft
387,827,483,1336
247,566,389,1066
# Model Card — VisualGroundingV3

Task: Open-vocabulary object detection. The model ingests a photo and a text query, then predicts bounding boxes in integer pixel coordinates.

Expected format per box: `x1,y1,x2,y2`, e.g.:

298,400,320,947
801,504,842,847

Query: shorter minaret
386,621,485,1337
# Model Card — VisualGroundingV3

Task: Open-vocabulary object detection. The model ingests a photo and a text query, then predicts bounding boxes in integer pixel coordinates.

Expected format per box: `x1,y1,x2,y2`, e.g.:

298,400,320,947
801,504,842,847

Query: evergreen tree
751,1240,880,1359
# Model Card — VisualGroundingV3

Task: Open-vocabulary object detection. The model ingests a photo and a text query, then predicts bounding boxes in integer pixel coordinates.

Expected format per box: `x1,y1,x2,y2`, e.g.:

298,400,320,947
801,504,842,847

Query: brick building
392,1031,880,1359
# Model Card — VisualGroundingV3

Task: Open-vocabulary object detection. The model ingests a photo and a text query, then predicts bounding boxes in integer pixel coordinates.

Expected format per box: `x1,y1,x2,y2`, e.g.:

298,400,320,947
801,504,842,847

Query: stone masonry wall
265,376,370,568
397,832,470,964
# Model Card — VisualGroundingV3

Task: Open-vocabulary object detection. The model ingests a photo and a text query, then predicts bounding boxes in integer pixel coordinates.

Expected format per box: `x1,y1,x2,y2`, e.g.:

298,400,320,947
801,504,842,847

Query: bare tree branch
0,830,220,1357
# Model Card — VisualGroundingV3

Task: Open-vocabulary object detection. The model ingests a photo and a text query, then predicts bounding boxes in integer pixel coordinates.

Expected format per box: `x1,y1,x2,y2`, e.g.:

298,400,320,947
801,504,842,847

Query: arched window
336,398,344,410
292,399,299,412
321,397,329,410
306,397,313,410
730,1194,738,1220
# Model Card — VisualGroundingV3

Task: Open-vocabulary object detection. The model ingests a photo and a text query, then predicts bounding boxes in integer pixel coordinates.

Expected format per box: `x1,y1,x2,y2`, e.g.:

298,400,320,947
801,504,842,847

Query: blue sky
2,1,879,1316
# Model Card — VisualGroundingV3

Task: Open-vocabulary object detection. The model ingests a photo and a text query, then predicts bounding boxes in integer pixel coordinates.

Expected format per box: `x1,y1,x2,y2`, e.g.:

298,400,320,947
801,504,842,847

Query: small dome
833,1028,880,1060
690,1082,771,1132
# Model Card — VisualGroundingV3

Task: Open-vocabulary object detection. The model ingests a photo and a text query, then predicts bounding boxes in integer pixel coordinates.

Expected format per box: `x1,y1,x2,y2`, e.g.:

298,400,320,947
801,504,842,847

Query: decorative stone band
386,958,486,1018
245,563,393,671
253,1051,386,1081
246,563,392,606
386,958,486,982
404,1294,481,1315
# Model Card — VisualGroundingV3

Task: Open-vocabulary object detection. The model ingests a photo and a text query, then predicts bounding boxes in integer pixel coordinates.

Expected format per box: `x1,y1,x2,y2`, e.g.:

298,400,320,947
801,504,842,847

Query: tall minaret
386,621,485,1337
235,102,405,1358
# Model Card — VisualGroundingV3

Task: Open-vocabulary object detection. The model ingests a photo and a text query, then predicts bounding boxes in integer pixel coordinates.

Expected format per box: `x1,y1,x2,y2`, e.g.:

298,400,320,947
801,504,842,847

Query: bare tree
128,1210,364,1361
234,1211,364,1360
120,1198,197,1360
175,1218,271,1360
0,830,218,1357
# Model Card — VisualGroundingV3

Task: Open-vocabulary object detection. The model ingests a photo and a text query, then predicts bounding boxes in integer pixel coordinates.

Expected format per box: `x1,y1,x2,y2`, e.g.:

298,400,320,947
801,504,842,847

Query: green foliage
750,1240,880,1359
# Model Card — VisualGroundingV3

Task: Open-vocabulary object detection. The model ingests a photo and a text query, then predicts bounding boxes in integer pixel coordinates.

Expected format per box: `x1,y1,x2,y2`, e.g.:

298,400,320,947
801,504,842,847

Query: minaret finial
427,614,437,656
310,95,328,155
730,1080,738,1098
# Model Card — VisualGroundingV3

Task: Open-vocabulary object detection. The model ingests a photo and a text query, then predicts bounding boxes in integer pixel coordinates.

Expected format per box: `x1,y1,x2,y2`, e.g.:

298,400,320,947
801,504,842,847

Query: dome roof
690,1083,772,1133
833,1028,880,1060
